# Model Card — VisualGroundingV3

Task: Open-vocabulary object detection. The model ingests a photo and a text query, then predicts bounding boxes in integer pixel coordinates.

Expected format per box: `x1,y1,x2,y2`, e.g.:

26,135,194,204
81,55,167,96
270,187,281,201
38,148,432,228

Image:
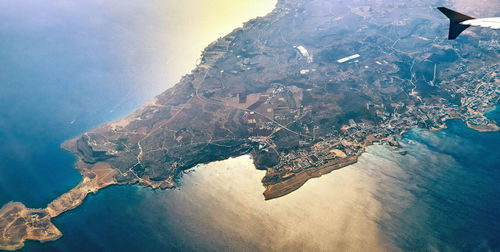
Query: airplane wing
461,18,500,29
437,7,500,39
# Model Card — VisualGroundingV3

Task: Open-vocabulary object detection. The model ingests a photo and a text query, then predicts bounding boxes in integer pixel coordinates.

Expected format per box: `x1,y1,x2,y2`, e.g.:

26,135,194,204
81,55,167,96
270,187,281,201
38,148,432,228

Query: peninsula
1,0,499,250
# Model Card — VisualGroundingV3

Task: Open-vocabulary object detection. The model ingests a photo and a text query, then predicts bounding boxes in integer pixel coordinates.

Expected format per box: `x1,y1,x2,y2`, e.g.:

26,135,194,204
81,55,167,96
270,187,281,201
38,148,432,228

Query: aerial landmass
1,0,499,249
0,162,117,250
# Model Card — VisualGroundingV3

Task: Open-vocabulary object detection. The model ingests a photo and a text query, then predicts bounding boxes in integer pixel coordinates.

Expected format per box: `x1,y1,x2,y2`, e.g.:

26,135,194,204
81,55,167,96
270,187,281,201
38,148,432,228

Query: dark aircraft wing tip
437,7,475,40
437,7,475,23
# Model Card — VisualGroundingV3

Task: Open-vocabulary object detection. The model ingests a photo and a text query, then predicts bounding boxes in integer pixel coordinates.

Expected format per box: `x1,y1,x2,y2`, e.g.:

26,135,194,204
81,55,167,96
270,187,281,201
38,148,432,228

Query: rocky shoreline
0,162,117,251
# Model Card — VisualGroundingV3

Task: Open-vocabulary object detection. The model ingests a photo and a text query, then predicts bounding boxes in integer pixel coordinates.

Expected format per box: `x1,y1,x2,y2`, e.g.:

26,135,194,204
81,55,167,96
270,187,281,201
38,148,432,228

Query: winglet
437,7,475,40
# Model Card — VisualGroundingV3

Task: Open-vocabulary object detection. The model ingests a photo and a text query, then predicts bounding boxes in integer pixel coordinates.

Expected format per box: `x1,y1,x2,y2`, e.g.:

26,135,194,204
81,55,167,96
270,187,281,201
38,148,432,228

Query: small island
0,162,117,250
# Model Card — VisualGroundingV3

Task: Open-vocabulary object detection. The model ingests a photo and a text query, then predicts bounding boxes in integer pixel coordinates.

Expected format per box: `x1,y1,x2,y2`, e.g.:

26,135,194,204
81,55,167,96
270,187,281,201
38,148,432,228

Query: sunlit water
22,109,499,251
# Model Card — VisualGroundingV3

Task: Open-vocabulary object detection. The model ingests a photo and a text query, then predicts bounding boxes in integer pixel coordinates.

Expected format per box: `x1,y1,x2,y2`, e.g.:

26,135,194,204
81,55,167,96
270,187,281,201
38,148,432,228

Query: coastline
262,107,500,200
135,154,392,251
0,1,280,250
263,156,358,200
1,106,497,251
0,162,118,251
465,122,500,132
43,0,500,207
0,203,62,251
1,0,499,250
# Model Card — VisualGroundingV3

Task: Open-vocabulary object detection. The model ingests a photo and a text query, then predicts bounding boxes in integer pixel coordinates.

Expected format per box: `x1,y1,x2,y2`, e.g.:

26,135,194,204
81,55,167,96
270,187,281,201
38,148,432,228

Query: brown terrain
0,163,117,250
54,0,498,206
0,203,61,251
1,0,499,249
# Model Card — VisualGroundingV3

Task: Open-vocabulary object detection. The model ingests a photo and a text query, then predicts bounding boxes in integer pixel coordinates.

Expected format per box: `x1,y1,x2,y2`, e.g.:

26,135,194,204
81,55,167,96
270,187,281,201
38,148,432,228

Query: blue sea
1,1,499,251
13,110,499,252
373,111,500,251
